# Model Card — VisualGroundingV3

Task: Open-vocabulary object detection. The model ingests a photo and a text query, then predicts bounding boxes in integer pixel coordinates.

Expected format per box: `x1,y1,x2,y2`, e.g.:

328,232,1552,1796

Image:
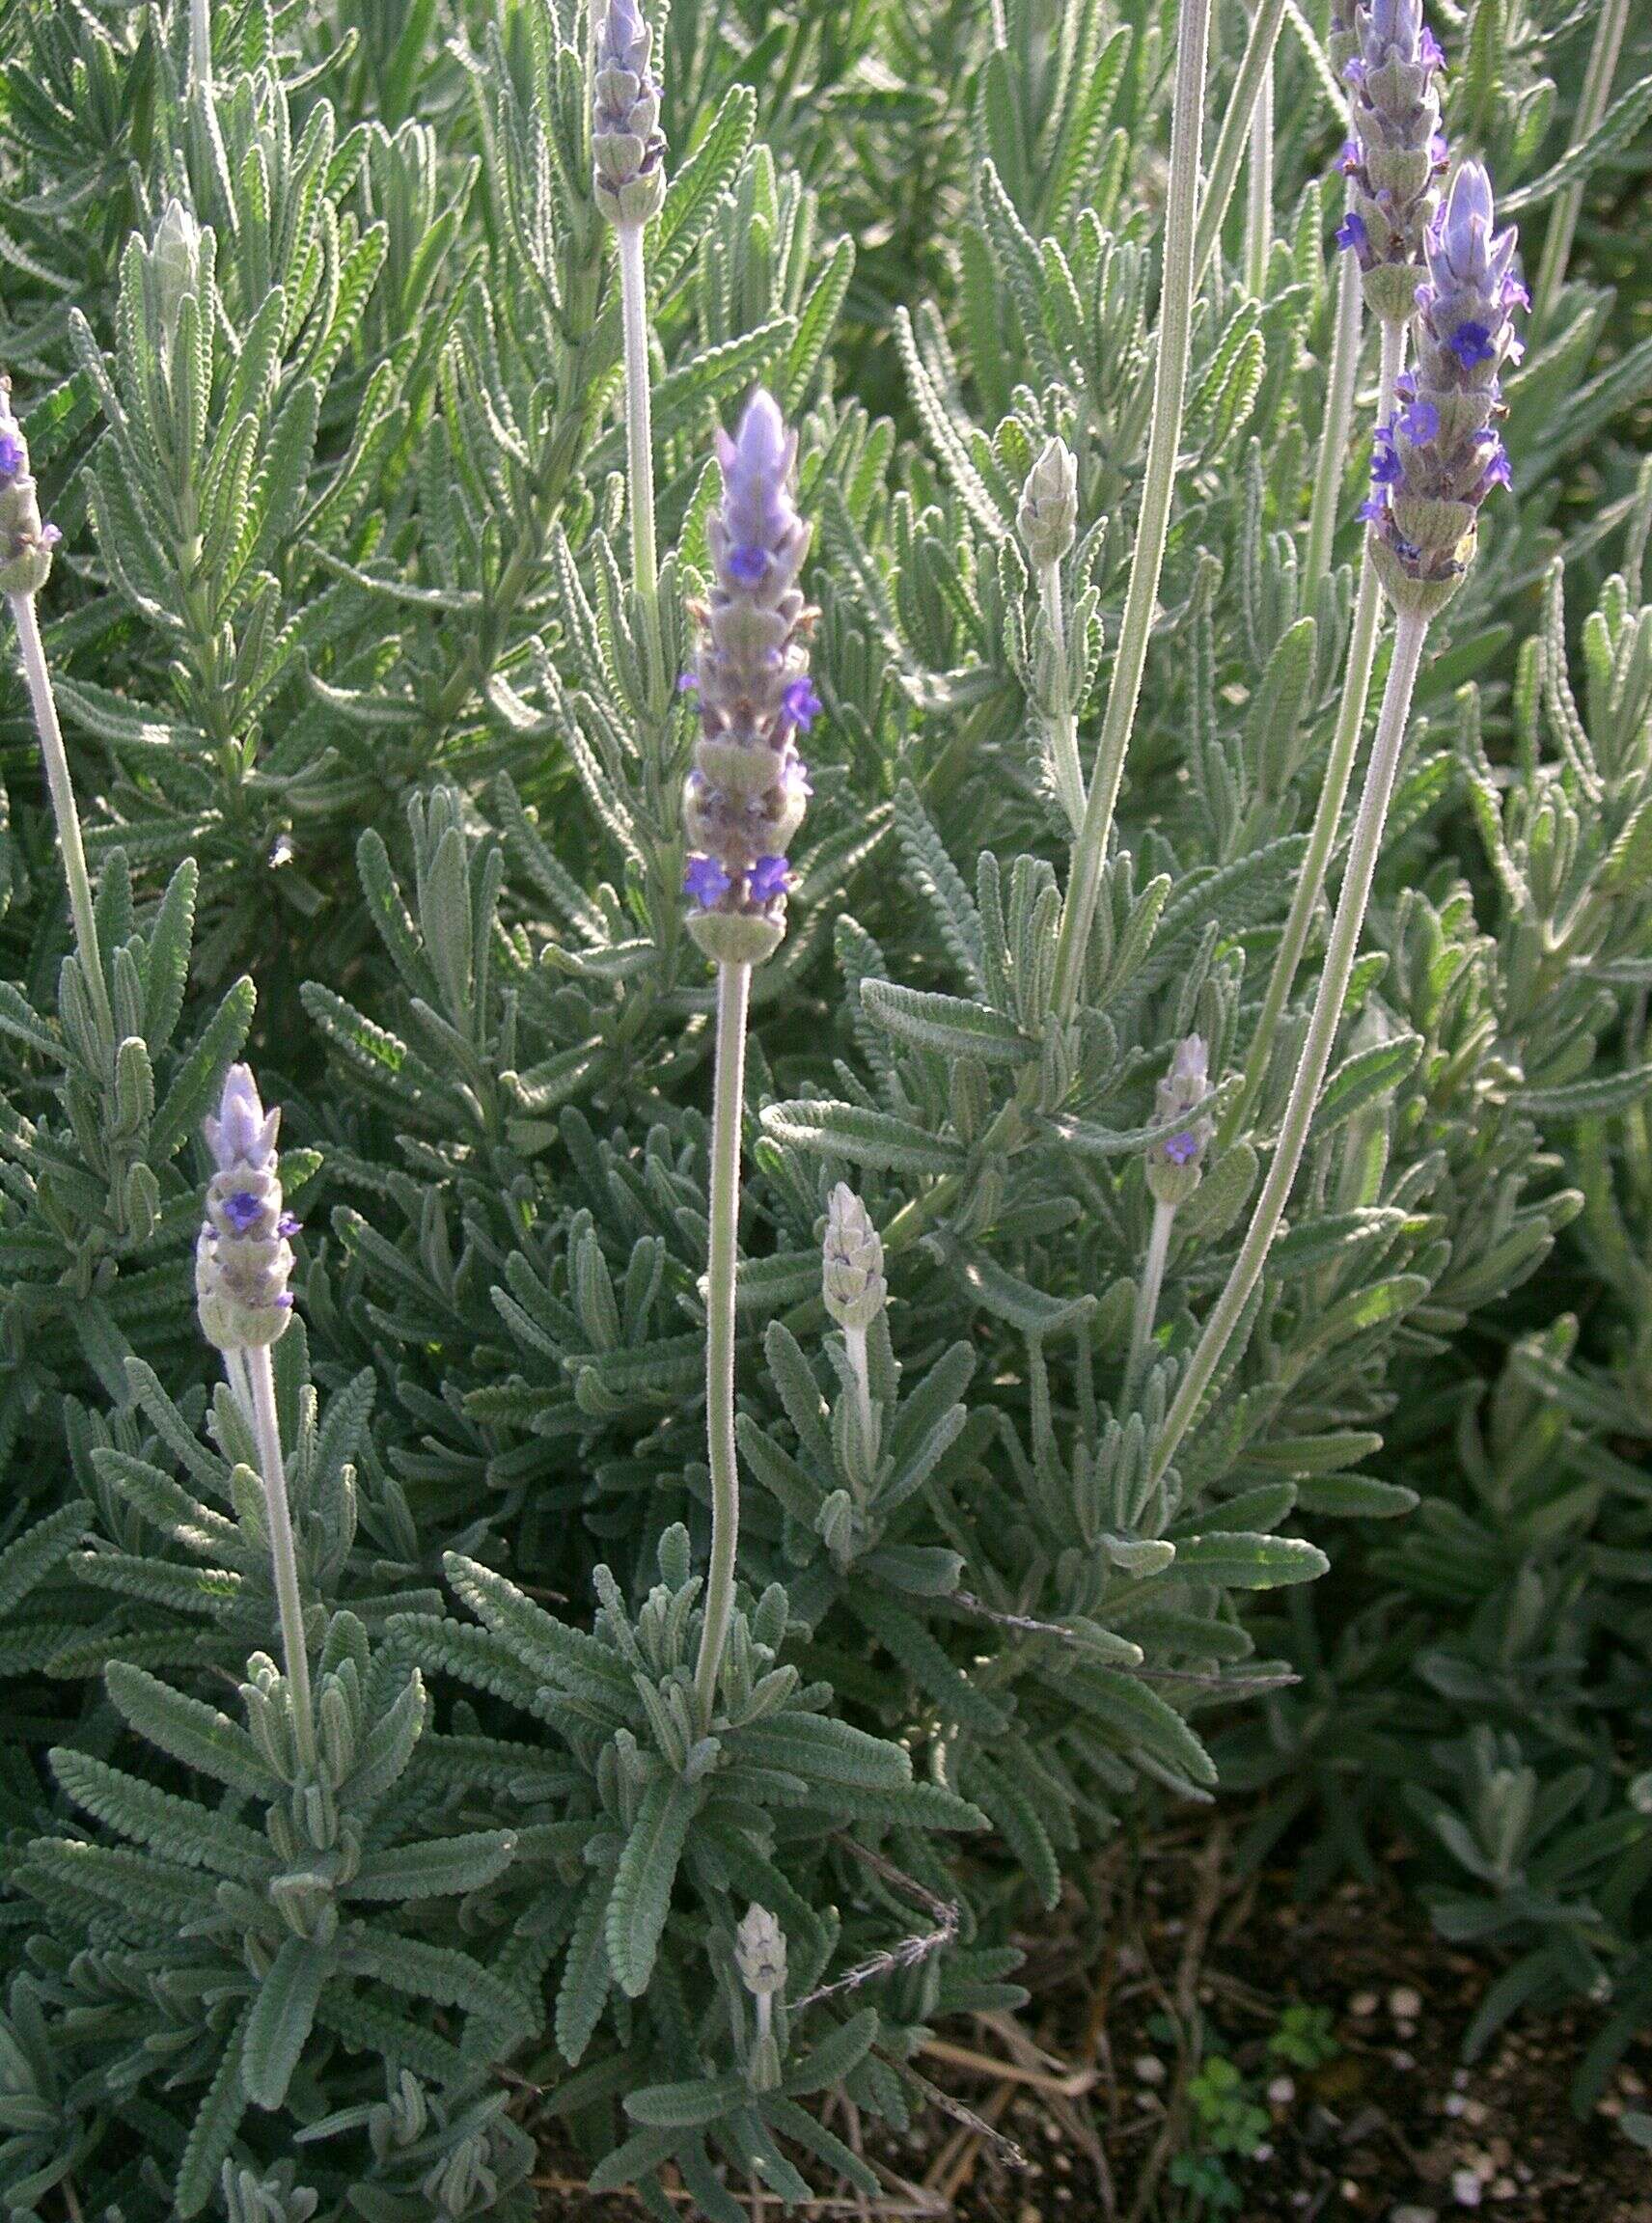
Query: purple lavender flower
1164,1132,1200,1167
196,1065,297,1353
684,854,732,907
681,391,814,965
0,378,60,596
1337,0,1447,322
1148,1036,1215,1204
1367,160,1524,615
592,0,666,228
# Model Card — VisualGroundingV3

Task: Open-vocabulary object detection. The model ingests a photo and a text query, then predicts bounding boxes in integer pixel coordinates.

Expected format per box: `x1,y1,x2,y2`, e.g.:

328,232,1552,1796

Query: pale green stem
245,1341,317,1774
1304,228,1363,599
1052,0,1212,1024
189,0,212,88
618,220,666,709
693,959,752,1726
9,591,114,1053
1243,30,1274,298
844,1321,875,1466
1223,316,1406,1147
1149,604,1428,1491
1038,560,1087,835
1531,0,1631,335
1125,1199,1177,1404
1193,0,1289,290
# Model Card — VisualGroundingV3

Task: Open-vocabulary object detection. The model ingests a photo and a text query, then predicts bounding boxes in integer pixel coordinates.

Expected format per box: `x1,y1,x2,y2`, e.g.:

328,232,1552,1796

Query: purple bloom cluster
1365,161,1524,613
0,378,62,597
196,1066,298,1352
592,0,666,228
1335,0,1448,323
681,390,816,968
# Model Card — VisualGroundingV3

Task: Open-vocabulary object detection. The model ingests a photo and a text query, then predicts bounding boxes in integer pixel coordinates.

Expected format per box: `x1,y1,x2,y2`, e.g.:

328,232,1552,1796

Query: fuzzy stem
189,0,212,88
1150,604,1428,1490
1304,227,1364,597
1243,32,1274,297
844,1321,875,1465
1531,0,1630,335
1223,316,1406,1147
618,220,666,709
1053,0,1212,1023
693,959,752,1726
245,1343,317,1774
9,591,114,1053
1037,560,1087,834
1192,0,1288,289
1125,1199,1177,1404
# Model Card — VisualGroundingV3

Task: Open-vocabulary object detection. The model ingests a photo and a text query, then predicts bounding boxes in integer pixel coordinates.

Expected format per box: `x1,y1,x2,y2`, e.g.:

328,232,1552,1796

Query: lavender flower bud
1365,160,1524,618
151,199,204,350
1337,0,1448,325
1017,437,1078,571
822,1184,886,1331
1146,1035,1214,1208
0,378,62,598
734,1904,787,1999
683,390,816,968
592,0,666,229
196,1064,298,1352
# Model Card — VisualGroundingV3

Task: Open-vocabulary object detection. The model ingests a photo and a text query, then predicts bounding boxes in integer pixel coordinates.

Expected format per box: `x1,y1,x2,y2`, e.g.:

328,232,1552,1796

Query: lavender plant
1,0,1650,2212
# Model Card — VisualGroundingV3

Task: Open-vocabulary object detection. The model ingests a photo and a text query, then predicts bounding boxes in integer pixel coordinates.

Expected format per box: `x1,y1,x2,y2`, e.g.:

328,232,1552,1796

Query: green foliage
0,0,1649,2213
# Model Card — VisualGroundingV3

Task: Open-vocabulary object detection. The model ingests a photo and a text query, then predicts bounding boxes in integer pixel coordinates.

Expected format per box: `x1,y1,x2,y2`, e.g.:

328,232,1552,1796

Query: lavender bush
0,0,1649,2214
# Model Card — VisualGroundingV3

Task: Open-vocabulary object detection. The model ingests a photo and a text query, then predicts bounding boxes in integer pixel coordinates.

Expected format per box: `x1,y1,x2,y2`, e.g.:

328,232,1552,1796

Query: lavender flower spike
1339,0,1447,323
683,389,815,968
0,380,62,598
592,0,666,228
1146,1035,1214,1208
1366,160,1524,618
196,1065,298,1352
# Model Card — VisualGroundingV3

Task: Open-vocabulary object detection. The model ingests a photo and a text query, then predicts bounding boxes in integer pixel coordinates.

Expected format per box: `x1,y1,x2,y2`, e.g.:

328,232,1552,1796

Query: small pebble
1461,2098,1488,2127
1390,2208,1439,2223
1390,1985,1423,2021
1490,2182,1517,2204
1134,2054,1167,2086
1268,2074,1297,2107
1351,1990,1381,2018
1390,2049,1417,2072
1451,2169,1483,2209
1445,2095,1467,2117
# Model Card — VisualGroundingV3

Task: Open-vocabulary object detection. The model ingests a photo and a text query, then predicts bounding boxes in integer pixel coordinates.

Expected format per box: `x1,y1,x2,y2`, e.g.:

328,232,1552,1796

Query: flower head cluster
1147,1035,1214,1208
592,0,666,229
196,1065,300,1353
0,379,62,598
1335,0,1448,323
822,1184,887,1332
1365,161,1524,618
682,390,815,967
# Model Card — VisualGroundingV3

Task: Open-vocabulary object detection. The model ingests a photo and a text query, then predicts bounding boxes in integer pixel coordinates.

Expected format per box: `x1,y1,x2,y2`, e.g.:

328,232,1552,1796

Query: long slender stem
1125,1199,1177,1404
1052,0,1212,1024
245,1343,317,1773
618,220,666,709
9,591,114,1053
1531,0,1630,335
1192,0,1288,291
1223,317,1406,1147
1304,233,1363,598
1038,561,1086,834
693,959,752,1725
844,1321,875,1467
1149,605,1428,1490
189,0,213,89
1243,32,1274,298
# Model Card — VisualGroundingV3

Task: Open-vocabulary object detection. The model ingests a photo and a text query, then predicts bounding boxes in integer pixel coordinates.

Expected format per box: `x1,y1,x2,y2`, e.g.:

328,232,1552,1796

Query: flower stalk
684,390,815,1720
1244,34,1275,296
1052,0,1211,1023
1126,1038,1213,1402
197,1067,315,1771
1019,437,1084,833
1192,0,1288,289
1530,0,1630,335
0,382,110,1054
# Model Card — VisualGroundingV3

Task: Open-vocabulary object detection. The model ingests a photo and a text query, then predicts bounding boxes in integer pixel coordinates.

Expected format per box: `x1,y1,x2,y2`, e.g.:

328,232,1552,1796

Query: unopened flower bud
1146,1035,1214,1207
196,1064,298,1351
592,0,667,229
0,378,61,598
1017,437,1078,571
151,199,204,350
822,1183,886,1331
734,1905,787,2000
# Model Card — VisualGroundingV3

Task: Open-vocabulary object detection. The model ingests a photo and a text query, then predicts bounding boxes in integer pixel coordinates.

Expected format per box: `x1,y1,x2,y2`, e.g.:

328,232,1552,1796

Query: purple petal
747,854,791,904
683,854,732,907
